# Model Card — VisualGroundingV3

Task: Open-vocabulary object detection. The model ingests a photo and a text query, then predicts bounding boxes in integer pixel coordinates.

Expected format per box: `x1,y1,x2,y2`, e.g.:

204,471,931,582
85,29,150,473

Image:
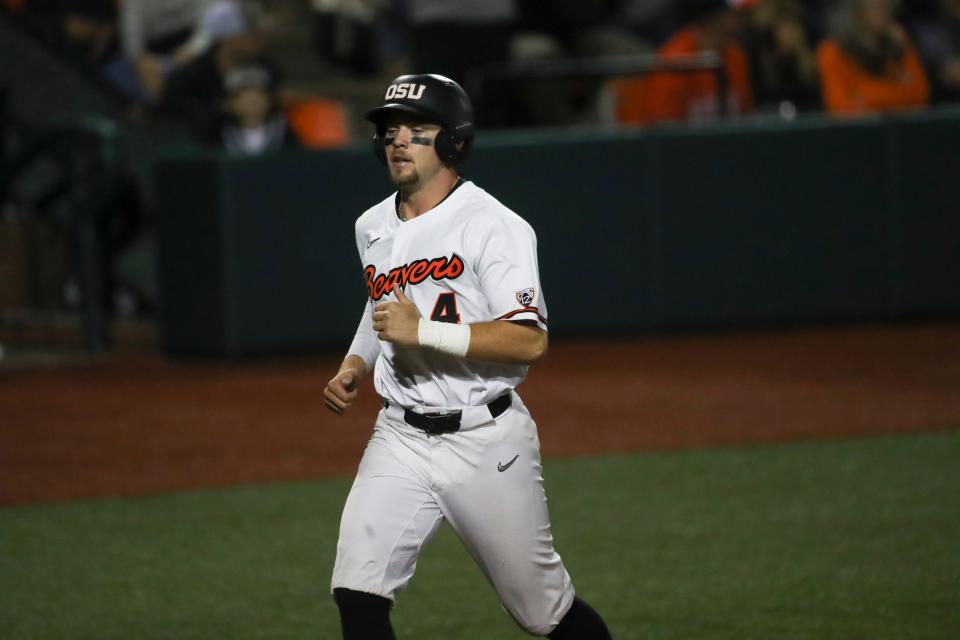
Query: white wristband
418,319,471,357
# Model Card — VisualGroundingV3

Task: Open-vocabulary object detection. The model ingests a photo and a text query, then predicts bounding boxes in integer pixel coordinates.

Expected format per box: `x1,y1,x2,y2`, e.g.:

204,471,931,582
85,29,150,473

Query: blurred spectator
110,0,213,103
620,0,679,47
613,0,755,125
217,64,298,154
911,0,960,102
375,0,412,76
505,0,650,127
406,0,517,87
60,0,118,66
161,0,276,143
816,0,929,115
515,0,650,58
310,0,385,75
5,0,119,69
802,0,838,43
742,0,820,116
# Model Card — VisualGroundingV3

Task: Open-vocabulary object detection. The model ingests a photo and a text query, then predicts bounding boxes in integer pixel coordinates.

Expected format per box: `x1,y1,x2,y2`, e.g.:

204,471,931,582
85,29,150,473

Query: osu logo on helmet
384,83,426,100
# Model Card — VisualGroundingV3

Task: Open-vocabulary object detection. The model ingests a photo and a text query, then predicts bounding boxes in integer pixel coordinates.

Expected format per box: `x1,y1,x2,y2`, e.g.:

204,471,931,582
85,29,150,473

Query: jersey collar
395,177,466,221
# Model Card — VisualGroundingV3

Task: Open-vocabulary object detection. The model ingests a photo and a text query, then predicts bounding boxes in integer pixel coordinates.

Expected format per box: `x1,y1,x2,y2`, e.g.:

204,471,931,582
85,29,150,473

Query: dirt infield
2,323,959,506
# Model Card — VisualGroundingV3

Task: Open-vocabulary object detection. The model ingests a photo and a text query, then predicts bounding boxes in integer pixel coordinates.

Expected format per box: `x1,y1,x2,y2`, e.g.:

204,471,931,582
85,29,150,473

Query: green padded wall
152,109,960,354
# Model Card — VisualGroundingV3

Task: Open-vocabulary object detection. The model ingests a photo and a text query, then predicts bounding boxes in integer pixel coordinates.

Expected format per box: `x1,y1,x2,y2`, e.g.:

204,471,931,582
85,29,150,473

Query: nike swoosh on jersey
366,237,381,249
497,455,519,472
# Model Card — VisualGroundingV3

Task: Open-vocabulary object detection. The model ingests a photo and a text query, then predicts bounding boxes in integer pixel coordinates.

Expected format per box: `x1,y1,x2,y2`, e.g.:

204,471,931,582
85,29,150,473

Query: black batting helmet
365,74,475,166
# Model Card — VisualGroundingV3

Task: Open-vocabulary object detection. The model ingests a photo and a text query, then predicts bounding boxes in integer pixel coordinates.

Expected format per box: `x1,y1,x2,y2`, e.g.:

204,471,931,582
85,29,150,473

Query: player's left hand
373,287,421,346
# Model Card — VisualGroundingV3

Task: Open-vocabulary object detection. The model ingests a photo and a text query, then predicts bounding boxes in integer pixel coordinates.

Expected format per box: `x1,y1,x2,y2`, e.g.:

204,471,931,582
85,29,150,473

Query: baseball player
324,73,612,640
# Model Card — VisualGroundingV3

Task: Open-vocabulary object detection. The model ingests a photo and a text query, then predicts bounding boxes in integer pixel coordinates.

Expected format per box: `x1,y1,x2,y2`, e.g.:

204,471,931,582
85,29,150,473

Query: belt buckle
419,410,461,435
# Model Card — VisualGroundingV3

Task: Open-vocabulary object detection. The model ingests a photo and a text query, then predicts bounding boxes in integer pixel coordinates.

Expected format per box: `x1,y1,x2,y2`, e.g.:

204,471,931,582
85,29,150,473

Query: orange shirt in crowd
816,38,929,115
613,26,754,125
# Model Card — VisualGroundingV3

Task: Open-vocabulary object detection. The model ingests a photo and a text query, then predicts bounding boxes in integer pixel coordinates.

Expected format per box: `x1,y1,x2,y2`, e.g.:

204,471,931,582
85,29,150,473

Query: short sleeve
472,214,548,331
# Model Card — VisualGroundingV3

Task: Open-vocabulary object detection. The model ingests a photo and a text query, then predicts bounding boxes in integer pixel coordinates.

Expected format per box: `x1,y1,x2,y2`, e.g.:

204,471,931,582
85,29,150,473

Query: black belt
383,394,512,435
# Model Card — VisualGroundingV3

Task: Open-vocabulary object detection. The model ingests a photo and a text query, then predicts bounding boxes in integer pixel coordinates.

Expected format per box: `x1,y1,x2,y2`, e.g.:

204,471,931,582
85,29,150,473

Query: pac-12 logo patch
516,288,536,306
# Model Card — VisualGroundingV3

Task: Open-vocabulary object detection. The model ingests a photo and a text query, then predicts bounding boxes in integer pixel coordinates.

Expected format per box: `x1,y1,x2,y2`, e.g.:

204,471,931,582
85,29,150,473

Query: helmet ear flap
434,128,459,166
454,137,473,164
435,128,473,166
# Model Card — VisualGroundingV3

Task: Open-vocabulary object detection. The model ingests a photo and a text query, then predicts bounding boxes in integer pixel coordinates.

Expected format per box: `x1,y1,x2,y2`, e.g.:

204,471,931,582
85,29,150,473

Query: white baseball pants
330,392,575,636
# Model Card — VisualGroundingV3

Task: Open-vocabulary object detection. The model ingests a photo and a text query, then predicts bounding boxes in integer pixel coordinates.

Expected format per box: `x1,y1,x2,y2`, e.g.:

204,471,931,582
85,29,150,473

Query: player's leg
331,415,444,638
436,394,611,637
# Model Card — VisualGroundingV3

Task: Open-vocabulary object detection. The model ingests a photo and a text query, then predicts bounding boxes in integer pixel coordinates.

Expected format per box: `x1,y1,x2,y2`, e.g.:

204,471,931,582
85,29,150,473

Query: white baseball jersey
346,180,548,410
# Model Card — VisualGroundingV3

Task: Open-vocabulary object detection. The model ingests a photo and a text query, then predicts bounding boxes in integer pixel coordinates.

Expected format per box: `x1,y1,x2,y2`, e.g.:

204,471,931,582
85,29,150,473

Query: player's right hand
324,369,360,415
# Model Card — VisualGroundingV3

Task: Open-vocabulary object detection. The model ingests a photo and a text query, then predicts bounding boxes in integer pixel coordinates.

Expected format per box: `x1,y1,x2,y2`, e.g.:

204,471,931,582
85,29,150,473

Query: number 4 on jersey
430,293,461,324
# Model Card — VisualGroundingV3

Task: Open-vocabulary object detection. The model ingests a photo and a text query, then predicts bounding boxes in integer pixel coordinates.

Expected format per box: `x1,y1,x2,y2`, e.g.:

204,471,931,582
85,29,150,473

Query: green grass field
2,431,958,640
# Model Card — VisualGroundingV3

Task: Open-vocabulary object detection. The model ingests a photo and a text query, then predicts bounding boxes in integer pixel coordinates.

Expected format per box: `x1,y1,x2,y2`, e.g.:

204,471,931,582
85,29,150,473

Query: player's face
382,116,444,188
